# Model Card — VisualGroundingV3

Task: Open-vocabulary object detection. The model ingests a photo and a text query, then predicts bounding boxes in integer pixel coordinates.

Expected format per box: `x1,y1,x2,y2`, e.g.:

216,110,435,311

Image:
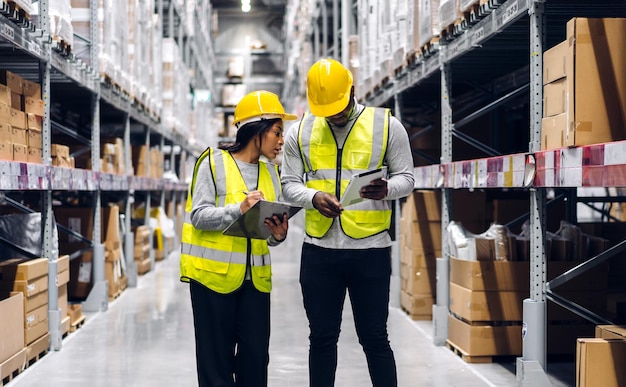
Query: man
281,58,415,386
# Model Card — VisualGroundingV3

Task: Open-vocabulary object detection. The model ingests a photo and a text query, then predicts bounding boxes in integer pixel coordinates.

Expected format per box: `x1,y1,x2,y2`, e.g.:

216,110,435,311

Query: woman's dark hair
218,118,281,153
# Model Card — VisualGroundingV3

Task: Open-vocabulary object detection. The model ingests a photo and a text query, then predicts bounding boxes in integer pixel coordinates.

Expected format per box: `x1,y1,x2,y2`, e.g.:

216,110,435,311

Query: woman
180,90,298,387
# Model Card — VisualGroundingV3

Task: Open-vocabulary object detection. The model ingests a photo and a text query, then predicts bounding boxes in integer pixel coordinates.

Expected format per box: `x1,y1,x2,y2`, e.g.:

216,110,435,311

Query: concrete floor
10,223,575,387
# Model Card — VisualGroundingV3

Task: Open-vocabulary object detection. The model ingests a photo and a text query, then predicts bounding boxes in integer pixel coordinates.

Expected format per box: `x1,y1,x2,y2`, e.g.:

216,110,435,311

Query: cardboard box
541,113,568,150
27,129,42,148
0,258,48,282
0,102,10,122
543,18,626,151
595,325,626,340
10,92,22,110
0,84,10,105
25,303,47,328
400,291,434,320
27,114,42,131
0,69,22,94
11,126,27,146
447,314,522,356
576,338,626,387
51,144,70,158
0,122,10,142
543,78,567,117
449,282,525,322
9,107,26,129
543,40,569,84
0,142,12,160
0,275,48,298
450,257,608,292
21,79,41,98
0,293,24,363
27,147,42,164
13,143,28,162
58,283,68,318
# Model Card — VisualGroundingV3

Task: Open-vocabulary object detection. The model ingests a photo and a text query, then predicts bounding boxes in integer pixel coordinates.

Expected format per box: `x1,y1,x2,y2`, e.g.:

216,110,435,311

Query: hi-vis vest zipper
297,106,392,239
180,148,281,294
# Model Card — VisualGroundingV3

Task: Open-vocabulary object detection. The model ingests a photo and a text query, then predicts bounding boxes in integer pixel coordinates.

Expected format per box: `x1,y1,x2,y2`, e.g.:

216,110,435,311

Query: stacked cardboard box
0,70,44,164
0,258,50,350
399,191,439,320
133,225,151,275
541,18,626,150
51,143,74,168
57,255,70,335
57,205,126,300
101,138,125,174
448,257,525,358
0,293,25,381
131,145,164,178
575,326,626,387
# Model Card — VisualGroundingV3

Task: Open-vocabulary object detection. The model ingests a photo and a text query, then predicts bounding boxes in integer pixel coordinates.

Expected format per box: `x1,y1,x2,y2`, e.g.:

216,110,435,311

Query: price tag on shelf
0,23,15,41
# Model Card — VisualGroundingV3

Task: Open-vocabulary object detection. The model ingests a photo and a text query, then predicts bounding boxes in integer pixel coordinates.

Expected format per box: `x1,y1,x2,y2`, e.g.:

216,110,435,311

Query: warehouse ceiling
210,0,288,11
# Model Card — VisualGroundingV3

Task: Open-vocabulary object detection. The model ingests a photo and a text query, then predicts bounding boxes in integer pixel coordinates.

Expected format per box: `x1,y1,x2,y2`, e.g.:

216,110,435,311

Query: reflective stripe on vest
298,107,392,239
180,148,279,293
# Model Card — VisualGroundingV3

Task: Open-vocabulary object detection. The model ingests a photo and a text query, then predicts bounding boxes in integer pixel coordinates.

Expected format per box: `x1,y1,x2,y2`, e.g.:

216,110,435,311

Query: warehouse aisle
11,222,572,387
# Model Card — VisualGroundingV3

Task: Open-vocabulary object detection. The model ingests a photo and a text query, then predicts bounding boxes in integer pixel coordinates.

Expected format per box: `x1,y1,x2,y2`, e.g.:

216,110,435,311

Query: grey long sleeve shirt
190,153,283,246
281,100,415,250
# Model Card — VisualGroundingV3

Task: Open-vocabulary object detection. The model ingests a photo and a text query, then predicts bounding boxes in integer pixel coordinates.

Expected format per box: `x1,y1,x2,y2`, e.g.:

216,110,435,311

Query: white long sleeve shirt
281,100,415,249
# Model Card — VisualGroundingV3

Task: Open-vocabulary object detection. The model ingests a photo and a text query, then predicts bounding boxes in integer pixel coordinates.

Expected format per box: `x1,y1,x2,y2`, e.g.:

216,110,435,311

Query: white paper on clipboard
340,166,387,207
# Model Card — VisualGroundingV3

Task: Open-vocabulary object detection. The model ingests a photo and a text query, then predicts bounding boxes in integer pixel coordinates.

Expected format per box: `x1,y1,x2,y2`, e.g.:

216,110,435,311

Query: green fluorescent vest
180,148,281,294
298,107,392,239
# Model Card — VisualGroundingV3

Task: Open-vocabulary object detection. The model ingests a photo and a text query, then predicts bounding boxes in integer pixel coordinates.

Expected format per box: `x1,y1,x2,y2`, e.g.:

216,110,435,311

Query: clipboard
223,200,302,240
340,166,388,207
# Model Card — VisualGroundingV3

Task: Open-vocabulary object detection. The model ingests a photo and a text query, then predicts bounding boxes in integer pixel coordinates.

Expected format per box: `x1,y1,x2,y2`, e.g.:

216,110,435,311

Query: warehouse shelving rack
285,0,626,383
366,0,626,384
0,0,211,351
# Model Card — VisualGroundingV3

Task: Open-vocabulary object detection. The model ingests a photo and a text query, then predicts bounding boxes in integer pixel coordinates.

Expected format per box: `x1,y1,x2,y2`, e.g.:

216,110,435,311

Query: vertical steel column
313,21,320,60
124,114,137,287
332,0,339,60
321,0,328,57
145,127,155,269
516,2,552,385
433,55,451,346
389,94,403,308
341,0,350,64
159,138,167,255
39,0,61,351
83,0,107,313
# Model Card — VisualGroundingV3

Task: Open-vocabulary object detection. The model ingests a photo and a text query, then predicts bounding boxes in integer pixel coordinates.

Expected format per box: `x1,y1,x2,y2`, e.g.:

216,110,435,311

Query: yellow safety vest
297,107,392,239
179,148,281,294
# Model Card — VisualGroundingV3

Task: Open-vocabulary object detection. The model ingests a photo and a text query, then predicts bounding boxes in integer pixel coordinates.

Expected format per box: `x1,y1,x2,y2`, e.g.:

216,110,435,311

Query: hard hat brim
308,91,350,118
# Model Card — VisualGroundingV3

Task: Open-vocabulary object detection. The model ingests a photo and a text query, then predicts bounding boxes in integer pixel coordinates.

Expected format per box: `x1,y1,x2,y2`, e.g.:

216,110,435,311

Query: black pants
190,280,270,387
299,243,397,387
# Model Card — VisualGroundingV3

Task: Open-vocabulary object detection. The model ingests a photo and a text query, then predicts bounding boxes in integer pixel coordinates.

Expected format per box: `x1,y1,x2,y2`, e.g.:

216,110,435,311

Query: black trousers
299,243,397,387
190,280,270,387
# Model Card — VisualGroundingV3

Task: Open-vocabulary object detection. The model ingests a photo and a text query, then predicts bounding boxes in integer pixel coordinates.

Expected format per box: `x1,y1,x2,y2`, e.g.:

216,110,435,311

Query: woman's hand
240,190,265,214
264,213,288,242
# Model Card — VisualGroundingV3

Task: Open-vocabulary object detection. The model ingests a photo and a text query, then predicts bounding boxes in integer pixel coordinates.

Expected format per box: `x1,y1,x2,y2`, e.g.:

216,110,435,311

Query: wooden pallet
53,39,72,57
421,37,440,58
0,348,26,386
6,1,33,30
446,340,516,364
70,314,86,332
25,332,50,368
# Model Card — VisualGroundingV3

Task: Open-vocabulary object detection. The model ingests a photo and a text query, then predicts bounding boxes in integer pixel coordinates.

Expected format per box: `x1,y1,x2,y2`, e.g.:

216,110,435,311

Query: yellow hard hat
233,90,298,128
306,58,353,117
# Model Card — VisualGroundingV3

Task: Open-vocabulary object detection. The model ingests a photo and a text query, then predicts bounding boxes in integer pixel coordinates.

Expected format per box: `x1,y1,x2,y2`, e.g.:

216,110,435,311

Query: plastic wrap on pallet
50,0,73,46
438,0,461,32
459,0,478,12
0,213,59,260
418,0,441,48
10,0,32,15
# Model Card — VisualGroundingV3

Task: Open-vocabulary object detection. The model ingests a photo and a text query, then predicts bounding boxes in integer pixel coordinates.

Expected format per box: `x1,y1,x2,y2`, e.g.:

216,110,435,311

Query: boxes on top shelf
541,18,626,150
